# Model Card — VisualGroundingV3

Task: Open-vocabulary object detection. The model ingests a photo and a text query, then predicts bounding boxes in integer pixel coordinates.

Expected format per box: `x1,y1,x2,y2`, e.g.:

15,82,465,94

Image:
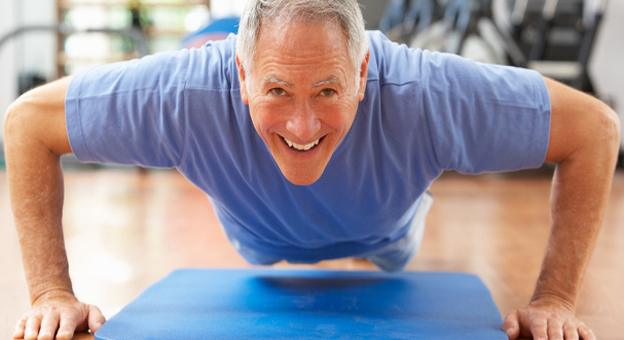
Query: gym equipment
525,0,607,93
380,0,437,44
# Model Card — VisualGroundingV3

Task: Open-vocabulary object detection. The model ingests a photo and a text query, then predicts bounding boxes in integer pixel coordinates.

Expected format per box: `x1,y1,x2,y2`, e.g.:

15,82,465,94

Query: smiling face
236,19,369,186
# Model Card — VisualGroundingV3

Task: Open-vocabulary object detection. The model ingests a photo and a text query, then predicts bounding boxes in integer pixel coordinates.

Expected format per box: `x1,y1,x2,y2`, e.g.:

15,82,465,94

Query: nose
285,101,321,142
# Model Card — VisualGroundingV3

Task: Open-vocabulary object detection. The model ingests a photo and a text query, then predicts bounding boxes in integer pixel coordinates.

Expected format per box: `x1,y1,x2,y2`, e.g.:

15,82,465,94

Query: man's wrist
30,286,76,306
530,291,576,313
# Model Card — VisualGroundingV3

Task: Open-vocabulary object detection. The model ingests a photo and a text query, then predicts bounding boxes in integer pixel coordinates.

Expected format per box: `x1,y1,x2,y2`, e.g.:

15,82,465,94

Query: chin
280,168,324,186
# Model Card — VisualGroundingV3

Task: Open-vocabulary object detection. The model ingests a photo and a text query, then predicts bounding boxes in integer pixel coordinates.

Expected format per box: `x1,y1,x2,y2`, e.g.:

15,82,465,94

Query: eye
319,88,336,97
270,88,286,96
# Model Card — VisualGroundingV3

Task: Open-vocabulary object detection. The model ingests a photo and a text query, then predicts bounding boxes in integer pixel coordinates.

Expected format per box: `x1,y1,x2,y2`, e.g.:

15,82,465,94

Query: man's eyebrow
262,75,344,89
263,76,293,88
312,75,343,89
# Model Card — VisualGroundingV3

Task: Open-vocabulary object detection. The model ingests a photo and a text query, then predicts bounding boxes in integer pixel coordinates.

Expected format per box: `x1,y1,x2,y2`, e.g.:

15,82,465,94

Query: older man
4,0,619,339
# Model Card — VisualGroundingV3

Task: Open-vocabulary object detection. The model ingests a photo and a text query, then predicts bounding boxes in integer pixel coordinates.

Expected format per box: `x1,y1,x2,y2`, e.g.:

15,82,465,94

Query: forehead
252,20,353,82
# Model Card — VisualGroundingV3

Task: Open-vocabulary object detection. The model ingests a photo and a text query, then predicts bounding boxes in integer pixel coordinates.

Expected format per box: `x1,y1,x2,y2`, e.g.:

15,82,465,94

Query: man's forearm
5,96,74,304
4,77,103,340
532,131,618,309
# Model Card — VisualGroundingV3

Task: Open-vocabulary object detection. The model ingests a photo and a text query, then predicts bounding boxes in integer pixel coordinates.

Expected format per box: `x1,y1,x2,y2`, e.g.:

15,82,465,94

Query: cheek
249,102,286,135
321,101,358,132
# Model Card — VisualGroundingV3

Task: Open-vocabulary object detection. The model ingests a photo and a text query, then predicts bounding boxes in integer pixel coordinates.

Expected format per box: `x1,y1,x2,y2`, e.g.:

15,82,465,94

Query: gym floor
1,167,623,340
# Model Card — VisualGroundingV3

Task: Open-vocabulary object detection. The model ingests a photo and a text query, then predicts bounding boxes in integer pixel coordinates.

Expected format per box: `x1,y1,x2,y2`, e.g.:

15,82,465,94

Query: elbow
599,104,621,157
4,99,21,143
4,85,73,157
4,92,44,151
4,96,30,144
584,102,621,166
4,78,73,157
613,108,621,150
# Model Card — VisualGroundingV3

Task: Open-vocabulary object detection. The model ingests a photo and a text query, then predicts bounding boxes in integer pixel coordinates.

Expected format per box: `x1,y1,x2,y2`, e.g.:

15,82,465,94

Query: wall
210,0,247,18
0,1,17,141
589,0,624,149
16,0,58,85
359,0,391,29
0,0,56,142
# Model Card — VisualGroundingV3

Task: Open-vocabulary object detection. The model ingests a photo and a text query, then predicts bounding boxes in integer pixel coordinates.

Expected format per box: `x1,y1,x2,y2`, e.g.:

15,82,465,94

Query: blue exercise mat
95,269,506,339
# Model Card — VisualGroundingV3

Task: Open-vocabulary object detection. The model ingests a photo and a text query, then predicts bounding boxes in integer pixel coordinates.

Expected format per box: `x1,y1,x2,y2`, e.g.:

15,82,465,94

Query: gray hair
236,0,368,75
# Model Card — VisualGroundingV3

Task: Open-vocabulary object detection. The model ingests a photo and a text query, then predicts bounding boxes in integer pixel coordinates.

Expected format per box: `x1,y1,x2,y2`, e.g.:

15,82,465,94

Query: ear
235,55,249,105
357,50,370,102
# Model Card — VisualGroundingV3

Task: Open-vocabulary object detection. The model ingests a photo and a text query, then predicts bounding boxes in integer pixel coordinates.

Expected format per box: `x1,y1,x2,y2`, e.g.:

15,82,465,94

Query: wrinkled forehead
255,18,349,59
253,20,352,75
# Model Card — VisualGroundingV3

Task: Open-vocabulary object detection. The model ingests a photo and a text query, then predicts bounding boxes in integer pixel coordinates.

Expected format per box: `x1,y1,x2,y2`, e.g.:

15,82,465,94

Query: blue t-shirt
65,31,551,262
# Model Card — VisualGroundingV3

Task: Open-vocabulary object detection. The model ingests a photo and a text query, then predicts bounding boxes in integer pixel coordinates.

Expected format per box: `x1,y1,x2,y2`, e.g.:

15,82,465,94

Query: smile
282,137,321,151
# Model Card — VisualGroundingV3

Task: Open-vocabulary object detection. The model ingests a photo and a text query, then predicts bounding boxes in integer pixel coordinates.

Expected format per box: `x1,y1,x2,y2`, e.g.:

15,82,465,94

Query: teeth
283,137,320,151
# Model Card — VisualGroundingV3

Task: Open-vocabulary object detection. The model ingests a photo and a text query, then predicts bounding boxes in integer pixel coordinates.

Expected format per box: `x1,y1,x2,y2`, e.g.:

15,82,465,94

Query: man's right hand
14,290,105,340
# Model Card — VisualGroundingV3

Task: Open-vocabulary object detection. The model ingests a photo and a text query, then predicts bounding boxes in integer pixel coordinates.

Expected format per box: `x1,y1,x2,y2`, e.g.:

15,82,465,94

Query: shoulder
365,31,536,85
184,34,241,90
67,36,239,98
365,31,457,87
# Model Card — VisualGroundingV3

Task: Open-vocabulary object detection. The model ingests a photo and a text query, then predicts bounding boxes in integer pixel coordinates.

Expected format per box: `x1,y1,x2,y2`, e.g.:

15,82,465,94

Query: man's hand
514,77,620,340
502,298,595,340
14,290,105,340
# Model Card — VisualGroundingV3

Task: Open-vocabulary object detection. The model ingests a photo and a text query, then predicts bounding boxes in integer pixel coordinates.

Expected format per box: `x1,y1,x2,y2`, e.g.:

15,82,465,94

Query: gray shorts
225,192,433,272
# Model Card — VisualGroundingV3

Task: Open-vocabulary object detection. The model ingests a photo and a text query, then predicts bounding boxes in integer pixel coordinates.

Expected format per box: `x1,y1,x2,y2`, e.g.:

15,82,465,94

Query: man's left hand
502,298,595,340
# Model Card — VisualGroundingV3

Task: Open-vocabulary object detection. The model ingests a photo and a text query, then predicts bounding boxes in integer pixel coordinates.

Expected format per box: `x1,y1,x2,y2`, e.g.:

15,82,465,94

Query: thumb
502,309,520,339
87,305,107,332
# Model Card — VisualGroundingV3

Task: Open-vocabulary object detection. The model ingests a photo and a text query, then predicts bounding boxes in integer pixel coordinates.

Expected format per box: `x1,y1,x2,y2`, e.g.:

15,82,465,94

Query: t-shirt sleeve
65,49,190,168
418,51,551,174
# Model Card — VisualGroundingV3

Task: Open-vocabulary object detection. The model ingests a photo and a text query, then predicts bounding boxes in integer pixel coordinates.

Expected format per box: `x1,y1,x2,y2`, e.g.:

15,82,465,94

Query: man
4,0,620,339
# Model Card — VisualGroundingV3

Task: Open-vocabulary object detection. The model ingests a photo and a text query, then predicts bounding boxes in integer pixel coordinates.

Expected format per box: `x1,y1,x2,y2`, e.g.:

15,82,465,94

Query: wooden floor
1,168,623,340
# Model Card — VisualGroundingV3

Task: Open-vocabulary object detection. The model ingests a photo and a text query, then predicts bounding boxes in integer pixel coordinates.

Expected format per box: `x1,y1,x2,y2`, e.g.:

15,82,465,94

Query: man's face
237,20,369,186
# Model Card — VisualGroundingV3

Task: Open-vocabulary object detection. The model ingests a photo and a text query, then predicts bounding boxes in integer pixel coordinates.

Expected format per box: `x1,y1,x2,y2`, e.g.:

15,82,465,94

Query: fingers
529,315,548,340
55,304,106,340
38,313,61,340
56,314,78,340
547,317,563,340
14,300,105,340
20,312,63,340
538,319,595,340
23,314,42,340
87,304,106,332
578,323,596,340
502,310,520,339
13,315,27,339
511,302,597,340
562,320,579,340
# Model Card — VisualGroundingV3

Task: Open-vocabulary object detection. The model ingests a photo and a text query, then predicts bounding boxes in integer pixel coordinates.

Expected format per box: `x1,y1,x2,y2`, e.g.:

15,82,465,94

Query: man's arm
4,76,105,340
502,77,621,340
